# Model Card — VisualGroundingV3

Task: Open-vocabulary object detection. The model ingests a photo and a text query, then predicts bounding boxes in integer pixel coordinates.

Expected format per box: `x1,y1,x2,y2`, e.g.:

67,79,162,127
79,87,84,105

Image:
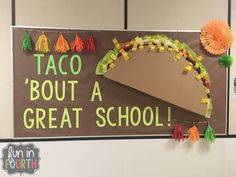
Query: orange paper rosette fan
200,20,233,55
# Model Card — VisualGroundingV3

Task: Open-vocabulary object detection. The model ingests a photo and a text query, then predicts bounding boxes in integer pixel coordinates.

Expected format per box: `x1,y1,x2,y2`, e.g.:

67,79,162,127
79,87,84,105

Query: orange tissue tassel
187,125,200,143
55,33,70,53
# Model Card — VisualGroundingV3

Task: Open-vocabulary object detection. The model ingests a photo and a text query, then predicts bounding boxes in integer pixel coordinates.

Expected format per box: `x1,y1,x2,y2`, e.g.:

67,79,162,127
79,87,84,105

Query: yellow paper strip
120,49,129,60
148,41,155,51
201,98,210,104
112,38,121,50
184,62,193,72
109,63,116,69
195,71,207,80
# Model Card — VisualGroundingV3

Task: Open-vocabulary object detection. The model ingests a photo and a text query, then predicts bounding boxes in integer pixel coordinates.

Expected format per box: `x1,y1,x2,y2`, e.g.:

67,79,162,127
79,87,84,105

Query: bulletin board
13,27,227,138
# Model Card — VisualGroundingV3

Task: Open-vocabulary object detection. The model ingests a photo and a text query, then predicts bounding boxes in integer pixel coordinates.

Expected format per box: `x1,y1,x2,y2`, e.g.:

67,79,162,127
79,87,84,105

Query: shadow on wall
165,139,211,153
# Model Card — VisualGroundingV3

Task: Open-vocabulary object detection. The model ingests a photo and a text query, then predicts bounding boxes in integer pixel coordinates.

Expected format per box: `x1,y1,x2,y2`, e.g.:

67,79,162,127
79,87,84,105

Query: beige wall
0,0,13,138
1,139,236,177
128,0,228,30
1,1,236,176
15,0,124,29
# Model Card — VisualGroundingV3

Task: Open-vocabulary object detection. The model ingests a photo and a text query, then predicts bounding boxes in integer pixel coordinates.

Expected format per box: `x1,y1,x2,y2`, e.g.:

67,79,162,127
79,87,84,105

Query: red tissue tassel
71,33,84,52
85,34,96,52
172,124,185,141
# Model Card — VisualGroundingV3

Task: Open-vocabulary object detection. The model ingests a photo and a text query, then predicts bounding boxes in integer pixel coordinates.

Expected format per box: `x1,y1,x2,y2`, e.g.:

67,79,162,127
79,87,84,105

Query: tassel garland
35,32,51,53
187,125,200,143
204,123,216,143
22,32,33,52
171,123,216,143
71,33,84,52
172,124,185,141
55,33,70,53
23,31,97,53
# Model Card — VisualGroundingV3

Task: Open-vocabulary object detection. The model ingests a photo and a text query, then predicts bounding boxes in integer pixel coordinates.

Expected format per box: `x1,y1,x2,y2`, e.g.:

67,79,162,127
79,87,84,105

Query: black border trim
11,0,15,26
226,0,231,135
124,0,128,29
2,0,234,143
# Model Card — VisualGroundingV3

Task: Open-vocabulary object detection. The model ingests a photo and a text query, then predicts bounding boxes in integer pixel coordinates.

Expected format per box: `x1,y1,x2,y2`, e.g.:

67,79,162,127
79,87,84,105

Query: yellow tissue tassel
35,32,51,53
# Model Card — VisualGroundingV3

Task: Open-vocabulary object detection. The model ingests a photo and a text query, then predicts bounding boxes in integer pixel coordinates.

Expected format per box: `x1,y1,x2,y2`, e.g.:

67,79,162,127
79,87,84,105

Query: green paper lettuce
219,55,233,68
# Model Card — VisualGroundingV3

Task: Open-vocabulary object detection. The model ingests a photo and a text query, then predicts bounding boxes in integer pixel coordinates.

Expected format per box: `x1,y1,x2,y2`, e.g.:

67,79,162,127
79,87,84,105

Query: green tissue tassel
204,123,216,143
22,32,33,52
219,55,233,68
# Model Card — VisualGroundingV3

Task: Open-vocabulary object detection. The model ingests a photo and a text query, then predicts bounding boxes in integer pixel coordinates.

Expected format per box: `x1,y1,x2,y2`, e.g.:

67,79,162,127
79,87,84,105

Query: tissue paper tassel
85,34,96,52
22,32,33,52
187,125,200,143
204,123,216,143
172,124,185,141
55,33,70,53
35,32,51,53
71,33,84,52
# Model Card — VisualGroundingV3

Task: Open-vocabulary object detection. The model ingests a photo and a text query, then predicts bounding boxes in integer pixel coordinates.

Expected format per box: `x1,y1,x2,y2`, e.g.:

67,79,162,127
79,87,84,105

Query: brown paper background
13,27,227,137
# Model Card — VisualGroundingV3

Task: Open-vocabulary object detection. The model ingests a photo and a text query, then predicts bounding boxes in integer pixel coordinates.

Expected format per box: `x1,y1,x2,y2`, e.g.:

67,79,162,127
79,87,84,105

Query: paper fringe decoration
22,32,33,52
187,125,200,143
35,32,51,53
55,33,70,53
172,124,185,141
71,33,84,52
219,55,233,68
204,123,216,143
85,34,96,52
200,20,233,55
